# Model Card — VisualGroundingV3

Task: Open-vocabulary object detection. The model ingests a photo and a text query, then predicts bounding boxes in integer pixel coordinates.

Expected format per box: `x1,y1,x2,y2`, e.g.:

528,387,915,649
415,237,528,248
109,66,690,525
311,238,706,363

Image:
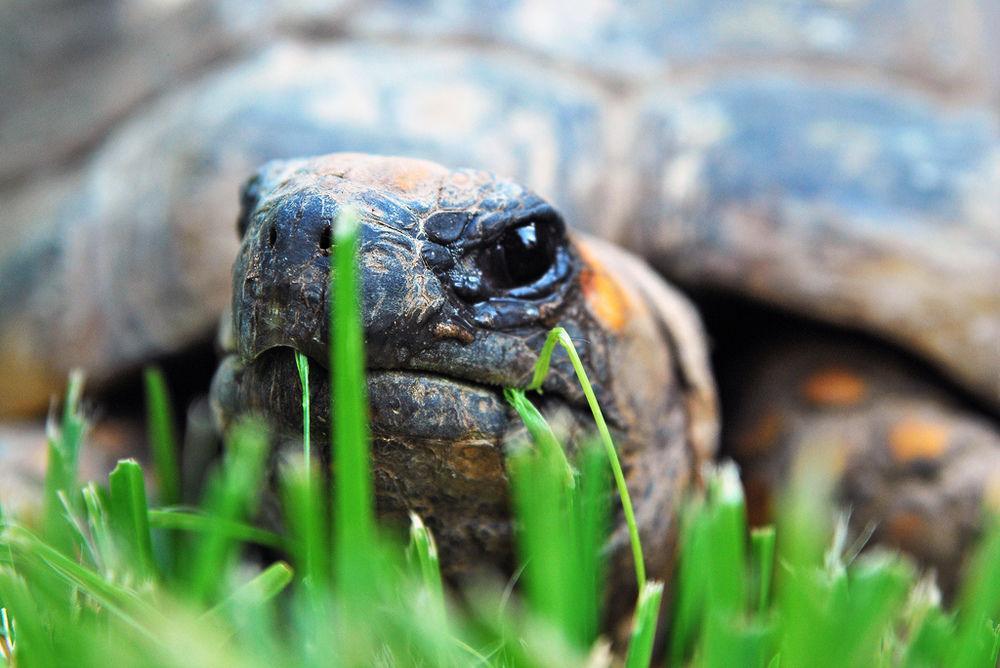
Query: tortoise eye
441,208,572,318
480,219,560,290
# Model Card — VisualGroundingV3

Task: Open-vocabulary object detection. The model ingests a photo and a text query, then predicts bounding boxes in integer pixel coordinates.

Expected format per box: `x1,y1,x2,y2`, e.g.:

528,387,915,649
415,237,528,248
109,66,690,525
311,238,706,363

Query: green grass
0,209,997,666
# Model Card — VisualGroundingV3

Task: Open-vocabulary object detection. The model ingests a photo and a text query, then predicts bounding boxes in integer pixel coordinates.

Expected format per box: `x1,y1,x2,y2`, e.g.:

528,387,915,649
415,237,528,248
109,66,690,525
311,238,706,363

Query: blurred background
0,0,998,582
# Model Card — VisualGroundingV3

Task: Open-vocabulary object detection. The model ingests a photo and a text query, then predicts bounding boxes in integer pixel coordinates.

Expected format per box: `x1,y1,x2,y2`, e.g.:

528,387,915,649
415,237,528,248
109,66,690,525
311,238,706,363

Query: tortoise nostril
319,223,332,255
268,225,277,248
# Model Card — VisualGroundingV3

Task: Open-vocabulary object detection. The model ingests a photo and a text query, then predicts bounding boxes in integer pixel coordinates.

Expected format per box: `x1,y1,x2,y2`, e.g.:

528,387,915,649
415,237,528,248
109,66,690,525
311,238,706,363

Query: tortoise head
211,153,716,604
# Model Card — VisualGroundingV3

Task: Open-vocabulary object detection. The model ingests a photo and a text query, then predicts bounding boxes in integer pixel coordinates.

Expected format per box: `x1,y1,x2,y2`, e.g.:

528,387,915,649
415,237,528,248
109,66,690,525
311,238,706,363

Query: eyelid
502,245,572,298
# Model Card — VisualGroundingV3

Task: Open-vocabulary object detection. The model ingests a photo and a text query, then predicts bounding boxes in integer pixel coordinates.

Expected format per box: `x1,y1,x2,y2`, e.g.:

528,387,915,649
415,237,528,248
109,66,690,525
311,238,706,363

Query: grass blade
504,388,573,488
775,449,838,667
572,442,610,647
507,433,607,650
408,513,445,620
184,421,269,605
329,208,376,593
836,554,912,666
705,462,748,615
108,459,156,582
201,561,293,630
81,482,115,575
751,526,776,615
951,510,1000,667
508,444,575,641
525,327,646,591
290,350,327,590
294,351,312,474
147,509,284,549
625,581,663,668
406,513,451,667
280,459,329,589
42,370,86,551
143,367,181,507
3,526,162,626
0,568,56,666
670,494,710,666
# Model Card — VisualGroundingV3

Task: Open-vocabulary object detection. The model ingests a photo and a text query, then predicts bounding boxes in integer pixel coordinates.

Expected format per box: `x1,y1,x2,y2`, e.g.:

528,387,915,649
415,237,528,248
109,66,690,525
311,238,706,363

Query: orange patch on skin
454,443,504,481
575,242,629,333
886,511,927,550
802,367,867,407
432,321,475,344
888,418,949,463
733,411,783,458
390,165,436,193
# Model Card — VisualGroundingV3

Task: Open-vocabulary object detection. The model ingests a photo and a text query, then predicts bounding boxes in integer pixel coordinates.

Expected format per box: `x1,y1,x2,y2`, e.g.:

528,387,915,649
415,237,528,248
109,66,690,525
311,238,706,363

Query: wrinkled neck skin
210,153,716,617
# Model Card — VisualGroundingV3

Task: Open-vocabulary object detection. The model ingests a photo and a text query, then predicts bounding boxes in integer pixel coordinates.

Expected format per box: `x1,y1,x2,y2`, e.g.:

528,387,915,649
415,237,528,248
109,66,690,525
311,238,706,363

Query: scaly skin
728,337,1000,594
210,154,718,615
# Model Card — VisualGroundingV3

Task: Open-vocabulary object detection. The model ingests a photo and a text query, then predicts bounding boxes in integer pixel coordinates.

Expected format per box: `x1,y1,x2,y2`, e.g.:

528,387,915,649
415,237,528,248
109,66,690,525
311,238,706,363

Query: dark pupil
492,221,554,287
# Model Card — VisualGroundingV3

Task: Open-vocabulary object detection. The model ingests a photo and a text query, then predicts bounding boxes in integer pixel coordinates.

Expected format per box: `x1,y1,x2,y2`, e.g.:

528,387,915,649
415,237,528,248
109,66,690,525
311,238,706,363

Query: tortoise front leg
726,336,1000,596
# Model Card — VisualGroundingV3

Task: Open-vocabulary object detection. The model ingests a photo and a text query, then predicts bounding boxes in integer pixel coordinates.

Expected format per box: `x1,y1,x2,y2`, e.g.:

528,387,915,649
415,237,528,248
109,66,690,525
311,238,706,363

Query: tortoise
1,0,998,597
211,153,717,618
